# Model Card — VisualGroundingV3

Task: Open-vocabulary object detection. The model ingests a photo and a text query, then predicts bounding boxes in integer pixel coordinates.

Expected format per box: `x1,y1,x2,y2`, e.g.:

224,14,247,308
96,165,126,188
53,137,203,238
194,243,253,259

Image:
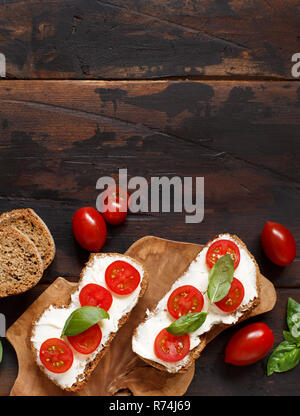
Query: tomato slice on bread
215,277,244,312
206,239,240,269
39,338,73,373
154,328,190,362
79,283,113,311
105,260,141,295
67,324,102,355
167,285,204,319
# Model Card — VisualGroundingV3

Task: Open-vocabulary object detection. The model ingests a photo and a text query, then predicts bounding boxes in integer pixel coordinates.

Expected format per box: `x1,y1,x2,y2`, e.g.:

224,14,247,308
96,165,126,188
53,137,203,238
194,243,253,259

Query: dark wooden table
0,0,299,396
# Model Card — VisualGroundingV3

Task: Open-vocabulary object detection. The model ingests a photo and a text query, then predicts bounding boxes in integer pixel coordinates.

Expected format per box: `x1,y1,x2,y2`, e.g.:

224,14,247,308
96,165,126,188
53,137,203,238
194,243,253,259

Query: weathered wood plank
0,0,299,79
0,80,299,288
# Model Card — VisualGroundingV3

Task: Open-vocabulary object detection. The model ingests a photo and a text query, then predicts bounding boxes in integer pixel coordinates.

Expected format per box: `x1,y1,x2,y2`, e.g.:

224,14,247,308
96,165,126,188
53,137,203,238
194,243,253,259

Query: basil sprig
267,298,300,376
0,340,2,363
166,312,207,336
61,306,109,337
207,254,234,303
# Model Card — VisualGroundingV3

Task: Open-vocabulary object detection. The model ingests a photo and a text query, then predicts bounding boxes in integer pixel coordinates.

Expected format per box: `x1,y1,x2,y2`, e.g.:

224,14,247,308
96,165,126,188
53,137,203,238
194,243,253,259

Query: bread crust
0,208,55,269
133,234,261,373
30,252,148,392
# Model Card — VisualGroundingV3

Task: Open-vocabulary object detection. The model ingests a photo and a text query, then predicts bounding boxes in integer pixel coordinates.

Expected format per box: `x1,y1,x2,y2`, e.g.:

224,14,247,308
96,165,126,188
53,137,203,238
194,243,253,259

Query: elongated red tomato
154,328,190,362
100,186,130,226
225,322,274,366
206,239,240,269
40,338,73,373
215,277,244,312
105,260,140,295
167,285,204,319
67,324,102,355
72,207,107,252
261,221,296,266
79,284,113,311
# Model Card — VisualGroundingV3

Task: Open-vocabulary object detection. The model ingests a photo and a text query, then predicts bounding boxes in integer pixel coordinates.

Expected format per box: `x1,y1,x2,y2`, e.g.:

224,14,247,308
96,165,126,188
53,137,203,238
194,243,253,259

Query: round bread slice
0,226,44,297
0,208,55,269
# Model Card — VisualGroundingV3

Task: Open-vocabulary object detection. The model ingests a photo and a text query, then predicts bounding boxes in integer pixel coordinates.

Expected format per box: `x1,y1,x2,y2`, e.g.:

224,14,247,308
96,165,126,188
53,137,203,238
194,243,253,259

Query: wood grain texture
0,79,299,395
0,0,299,79
6,236,275,396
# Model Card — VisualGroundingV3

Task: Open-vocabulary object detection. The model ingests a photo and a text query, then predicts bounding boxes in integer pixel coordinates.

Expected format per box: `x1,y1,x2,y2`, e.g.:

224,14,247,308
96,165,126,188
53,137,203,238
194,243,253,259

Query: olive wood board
7,236,277,396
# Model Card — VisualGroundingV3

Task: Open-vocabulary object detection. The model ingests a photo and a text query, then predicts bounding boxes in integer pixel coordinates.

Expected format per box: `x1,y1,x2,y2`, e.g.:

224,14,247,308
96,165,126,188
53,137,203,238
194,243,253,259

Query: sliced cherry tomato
67,324,102,355
261,221,296,266
215,277,244,312
39,338,73,373
206,239,240,269
225,322,274,366
100,186,129,226
79,284,113,311
167,285,204,319
72,207,107,252
105,260,141,295
154,328,190,363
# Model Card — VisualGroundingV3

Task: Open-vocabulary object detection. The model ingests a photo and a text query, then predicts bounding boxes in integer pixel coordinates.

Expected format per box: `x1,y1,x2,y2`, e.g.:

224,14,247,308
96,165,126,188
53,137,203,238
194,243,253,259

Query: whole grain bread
30,252,149,392
0,226,44,298
0,208,55,269
133,234,261,373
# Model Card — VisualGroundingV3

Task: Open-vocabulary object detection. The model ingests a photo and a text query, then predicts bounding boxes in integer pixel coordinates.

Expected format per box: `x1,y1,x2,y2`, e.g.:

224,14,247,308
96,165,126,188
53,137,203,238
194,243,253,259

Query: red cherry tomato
206,239,240,269
154,328,190,363
67,324,102,355
225,322,274,366
261,221,296,266
215,277,244,312
100,187,129,226
39,338,73,373
167,285,204,319
72,207,107,252
79,284,113,311
105,260,141,295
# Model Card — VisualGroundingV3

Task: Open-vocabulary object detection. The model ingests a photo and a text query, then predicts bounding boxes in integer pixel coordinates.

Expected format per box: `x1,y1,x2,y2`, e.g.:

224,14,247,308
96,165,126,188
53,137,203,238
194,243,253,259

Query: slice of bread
0,226,44,297
0,209,55,269
132,234,261,373
30,253,149,391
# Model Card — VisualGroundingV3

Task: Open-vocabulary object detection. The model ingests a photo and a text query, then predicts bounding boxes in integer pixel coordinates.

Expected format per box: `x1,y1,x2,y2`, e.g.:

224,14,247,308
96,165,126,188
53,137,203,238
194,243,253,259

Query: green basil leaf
207,254,234,303
287,298,300,335
0,340,2,363
283,330,300,345
61,306,109,337
166,312,207,336
267,341,300,376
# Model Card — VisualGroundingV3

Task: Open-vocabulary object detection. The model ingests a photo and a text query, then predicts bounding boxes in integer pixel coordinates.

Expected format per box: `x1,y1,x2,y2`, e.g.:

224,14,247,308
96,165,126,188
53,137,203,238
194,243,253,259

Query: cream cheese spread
31,254,144,389
132,234,258,373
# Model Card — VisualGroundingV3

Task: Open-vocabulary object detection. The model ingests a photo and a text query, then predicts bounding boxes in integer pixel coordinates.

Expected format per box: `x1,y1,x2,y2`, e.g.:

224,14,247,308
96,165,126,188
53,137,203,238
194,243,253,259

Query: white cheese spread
132,234,258,373
31,254,144,389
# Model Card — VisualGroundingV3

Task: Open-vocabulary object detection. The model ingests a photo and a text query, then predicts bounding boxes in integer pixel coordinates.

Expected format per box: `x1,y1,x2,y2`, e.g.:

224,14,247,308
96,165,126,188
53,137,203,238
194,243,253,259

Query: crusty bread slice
30,252,149,392
0,226,44,298
132,234,261,373
0,208,55,269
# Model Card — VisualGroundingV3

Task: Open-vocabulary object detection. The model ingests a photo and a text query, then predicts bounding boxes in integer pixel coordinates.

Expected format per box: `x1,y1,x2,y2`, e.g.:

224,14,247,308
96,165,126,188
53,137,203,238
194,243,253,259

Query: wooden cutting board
7,236,276,396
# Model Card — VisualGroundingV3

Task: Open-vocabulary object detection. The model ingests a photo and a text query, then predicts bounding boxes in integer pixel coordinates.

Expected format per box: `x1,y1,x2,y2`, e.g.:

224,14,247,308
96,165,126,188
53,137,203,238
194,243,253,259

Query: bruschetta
132,234,260,373
31,253,148,391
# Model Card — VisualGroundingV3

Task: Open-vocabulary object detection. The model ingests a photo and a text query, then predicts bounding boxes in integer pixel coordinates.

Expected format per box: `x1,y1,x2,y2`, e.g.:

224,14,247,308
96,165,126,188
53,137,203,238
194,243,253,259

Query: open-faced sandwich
132,234,260,373
31,253,148,391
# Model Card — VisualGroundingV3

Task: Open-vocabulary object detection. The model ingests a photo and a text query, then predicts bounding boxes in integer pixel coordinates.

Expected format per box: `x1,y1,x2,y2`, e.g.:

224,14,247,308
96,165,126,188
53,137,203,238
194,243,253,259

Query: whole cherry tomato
72,207,107,252
261,221,296,266
100,187,129,226
225,322,274,366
